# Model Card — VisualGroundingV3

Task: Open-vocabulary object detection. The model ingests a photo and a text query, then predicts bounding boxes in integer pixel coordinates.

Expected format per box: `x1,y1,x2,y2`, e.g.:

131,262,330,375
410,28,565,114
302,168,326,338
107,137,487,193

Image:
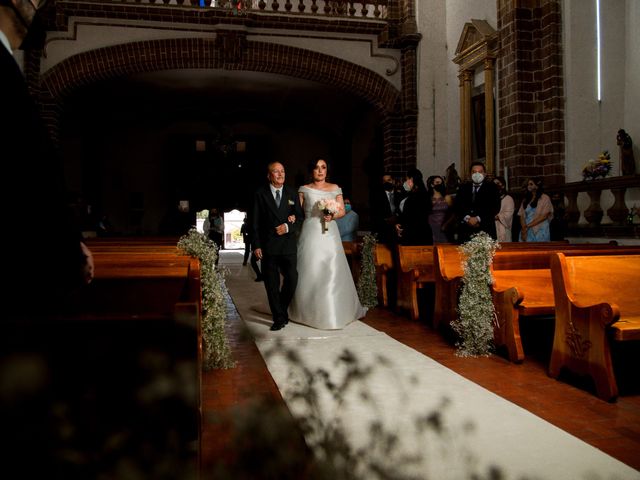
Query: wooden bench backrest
89,246,181,254
375,243,394,269
434,243,637,280
342,241,355,255
493,245,640,270
435,244,463,281
69,251,200,317
553,254,640,315
435,242,584,280
397,245,434,273
86,237,180,246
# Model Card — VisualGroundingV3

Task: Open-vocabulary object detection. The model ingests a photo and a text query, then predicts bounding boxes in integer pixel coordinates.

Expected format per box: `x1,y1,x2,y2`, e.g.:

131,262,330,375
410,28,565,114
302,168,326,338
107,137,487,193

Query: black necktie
275,189,281,207
472,185,479,201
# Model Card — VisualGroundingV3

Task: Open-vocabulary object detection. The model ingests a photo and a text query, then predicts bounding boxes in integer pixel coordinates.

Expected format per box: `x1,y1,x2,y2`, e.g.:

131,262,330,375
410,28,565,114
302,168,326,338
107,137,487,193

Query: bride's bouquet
316,198,341,233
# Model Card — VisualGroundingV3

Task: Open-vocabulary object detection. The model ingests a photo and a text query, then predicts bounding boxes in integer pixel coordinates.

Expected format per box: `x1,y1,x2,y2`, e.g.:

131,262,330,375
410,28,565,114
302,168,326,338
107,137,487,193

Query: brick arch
40,37,399,115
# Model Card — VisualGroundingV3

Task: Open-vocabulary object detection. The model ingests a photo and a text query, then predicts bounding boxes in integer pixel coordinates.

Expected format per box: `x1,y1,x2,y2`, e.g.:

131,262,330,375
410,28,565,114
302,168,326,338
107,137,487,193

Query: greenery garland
356,233,378,308
178,229,235,370
451,232,499,357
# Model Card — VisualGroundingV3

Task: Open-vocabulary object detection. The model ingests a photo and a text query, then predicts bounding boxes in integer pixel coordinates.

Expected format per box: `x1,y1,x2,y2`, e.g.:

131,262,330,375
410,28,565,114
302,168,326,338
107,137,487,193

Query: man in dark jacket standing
252,162,303,331
454,162,501,244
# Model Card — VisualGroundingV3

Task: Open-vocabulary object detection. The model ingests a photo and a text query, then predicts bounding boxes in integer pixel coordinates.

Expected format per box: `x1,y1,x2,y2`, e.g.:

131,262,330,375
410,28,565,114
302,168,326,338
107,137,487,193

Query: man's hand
254,248,263,260
468,216,480,227
275,223,288,236
287,215,296,223
80,241,94,284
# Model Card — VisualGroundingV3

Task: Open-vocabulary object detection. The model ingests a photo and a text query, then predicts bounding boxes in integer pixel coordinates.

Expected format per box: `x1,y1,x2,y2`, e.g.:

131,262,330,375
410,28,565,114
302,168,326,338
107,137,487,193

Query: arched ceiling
62,69,376,136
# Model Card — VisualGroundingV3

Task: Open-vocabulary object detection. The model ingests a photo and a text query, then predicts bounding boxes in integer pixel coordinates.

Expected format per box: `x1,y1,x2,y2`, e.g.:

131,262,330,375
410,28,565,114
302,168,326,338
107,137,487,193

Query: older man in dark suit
454,161,501,244
252,161,303,331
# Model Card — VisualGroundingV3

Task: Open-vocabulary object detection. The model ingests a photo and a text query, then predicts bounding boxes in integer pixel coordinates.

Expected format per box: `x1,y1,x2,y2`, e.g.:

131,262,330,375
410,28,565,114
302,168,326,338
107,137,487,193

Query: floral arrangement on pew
356,233,378,308
178,228,235,370
582,150,612,180
451,232,499,357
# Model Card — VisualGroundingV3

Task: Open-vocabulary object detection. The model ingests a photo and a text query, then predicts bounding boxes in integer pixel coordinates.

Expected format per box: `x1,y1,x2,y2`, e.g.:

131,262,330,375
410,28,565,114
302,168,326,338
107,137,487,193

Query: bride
288,158,367,329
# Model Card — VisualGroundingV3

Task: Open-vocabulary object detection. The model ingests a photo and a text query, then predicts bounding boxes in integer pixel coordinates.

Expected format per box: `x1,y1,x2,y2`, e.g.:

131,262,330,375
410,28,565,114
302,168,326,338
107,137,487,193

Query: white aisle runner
222,252,639,480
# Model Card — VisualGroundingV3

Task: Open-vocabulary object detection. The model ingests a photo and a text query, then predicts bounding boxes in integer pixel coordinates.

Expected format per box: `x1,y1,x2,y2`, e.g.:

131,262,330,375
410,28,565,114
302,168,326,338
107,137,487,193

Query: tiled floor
202,263,640,476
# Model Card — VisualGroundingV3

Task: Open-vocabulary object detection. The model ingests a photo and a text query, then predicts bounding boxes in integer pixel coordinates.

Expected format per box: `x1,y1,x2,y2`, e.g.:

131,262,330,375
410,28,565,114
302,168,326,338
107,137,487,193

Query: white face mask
527,184,536,192
403,180,412,192
471,172,485,184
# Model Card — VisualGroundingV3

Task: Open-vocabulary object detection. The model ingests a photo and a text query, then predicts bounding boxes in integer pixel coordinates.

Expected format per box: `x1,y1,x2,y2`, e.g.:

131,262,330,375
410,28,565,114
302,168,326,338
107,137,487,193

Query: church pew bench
396,245,435,321
374,243,394,307
65,252,201,320
88,245,182,254
549,253,640,401
86,236,180,246
491,246,640,363
433,242,577,330
14,246,204,470
342,240,361,281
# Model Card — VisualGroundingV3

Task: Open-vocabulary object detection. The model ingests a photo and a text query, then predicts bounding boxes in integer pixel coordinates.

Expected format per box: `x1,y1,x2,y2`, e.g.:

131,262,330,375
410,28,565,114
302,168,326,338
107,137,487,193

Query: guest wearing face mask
518,177,553,242
426,175,454,243
335,197,359,242
453,162,501,244
370,173,401,243
394,169,433,245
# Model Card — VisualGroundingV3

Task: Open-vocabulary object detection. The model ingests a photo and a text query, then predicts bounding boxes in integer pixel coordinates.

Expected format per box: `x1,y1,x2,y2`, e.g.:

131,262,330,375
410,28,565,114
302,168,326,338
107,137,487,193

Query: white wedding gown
289,186,366,329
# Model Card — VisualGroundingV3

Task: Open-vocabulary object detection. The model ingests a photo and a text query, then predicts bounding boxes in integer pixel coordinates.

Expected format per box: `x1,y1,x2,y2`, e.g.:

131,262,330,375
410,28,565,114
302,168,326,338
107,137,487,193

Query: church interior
1,0,639,478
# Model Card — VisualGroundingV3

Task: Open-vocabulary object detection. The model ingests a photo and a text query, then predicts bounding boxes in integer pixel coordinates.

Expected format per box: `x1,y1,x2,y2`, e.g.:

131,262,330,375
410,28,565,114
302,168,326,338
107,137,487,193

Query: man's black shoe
270,322,285,331
255,276,263,282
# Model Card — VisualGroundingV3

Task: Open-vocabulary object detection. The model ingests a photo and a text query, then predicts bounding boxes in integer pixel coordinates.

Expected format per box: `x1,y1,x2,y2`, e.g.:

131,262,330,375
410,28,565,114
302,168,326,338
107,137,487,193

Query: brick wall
497,0,565,189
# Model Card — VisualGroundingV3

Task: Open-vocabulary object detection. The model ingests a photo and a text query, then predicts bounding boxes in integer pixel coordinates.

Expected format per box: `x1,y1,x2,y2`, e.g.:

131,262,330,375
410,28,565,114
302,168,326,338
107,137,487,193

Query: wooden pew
549,253,640,401
396,245,435,321
491,245,640,363
66,252,201,319
342,241,359,281
433,242,573,330
433,244,463,330
7,242,203,473
374,243,394,307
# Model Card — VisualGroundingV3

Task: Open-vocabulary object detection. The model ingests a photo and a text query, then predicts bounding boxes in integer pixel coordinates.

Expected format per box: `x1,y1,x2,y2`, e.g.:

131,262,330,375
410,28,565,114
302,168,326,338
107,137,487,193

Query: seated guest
336,198,359,241
518,177,553,242
493,176,515,242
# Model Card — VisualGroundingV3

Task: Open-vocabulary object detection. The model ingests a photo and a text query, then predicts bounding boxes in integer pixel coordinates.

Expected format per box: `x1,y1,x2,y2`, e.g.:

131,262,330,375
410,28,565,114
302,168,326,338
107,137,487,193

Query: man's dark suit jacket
454,179,501,243
251,184,303,255
1,44,83,313
370,187,402,244
398,189,433,246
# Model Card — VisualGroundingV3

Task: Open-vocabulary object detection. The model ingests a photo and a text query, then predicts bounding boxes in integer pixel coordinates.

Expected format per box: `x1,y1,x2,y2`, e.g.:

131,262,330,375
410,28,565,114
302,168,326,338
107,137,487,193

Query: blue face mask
345,204,352,212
